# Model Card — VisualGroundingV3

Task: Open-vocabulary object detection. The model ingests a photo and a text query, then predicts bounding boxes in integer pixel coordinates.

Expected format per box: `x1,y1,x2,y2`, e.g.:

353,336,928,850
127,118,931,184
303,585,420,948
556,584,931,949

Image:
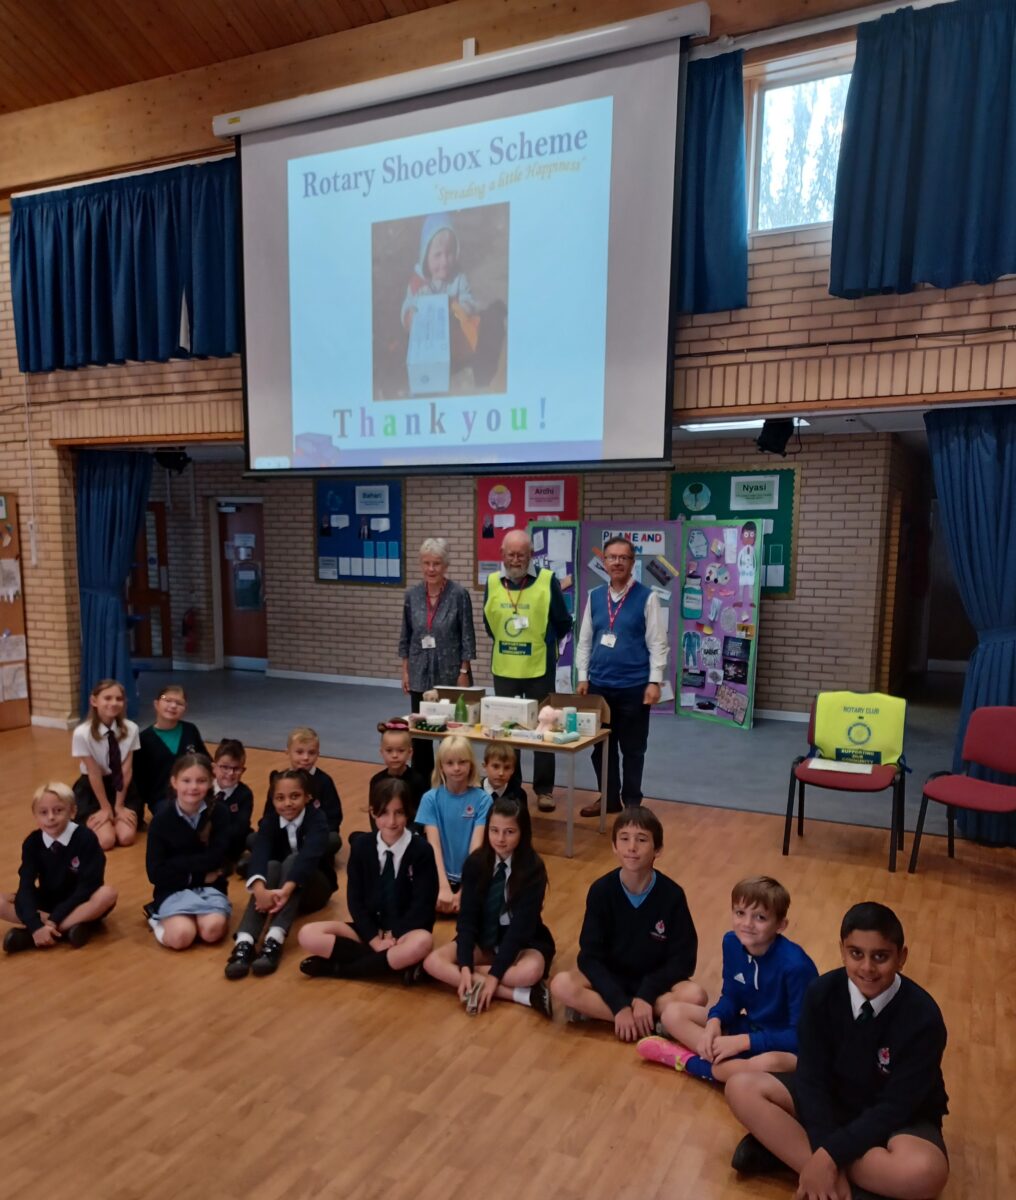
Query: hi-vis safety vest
484,569,553,679
814,691,906,765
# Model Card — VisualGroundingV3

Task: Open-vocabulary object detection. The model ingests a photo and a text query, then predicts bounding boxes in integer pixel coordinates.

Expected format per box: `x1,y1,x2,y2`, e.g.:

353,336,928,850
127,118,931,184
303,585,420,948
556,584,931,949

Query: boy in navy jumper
726,902,949,1200
1,782,118,952
262,727,343,853
638,875,817,1081
550,807,705,1041
212,738,254,871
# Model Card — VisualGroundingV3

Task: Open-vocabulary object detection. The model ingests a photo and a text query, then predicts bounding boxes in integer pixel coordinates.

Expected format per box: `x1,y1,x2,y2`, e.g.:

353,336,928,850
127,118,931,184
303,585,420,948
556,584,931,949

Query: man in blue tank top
576,537,668,815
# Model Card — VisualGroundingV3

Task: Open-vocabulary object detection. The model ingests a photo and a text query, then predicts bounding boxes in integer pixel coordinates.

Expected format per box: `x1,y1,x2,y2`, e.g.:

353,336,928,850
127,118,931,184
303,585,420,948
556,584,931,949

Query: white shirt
247,809,306,889
377,827,413,876
175,799,207,830
42,821,78,849
848,974,901,1019
575,582,668,684
71,719,140,775
214,783,237,802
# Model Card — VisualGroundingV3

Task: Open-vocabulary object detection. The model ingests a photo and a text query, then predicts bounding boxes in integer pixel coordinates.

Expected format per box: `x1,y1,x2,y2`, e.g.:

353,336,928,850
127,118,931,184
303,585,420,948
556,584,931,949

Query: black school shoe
251,937,284,977
65,923,93,949
3,927,35,954
299,954,340,979
730,1134,785,1175
224,939,257,980
530,979,554,1020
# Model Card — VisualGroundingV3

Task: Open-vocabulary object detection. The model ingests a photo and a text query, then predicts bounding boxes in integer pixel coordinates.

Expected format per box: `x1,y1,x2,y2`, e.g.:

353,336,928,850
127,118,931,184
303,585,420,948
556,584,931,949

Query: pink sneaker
637,1036,693,1071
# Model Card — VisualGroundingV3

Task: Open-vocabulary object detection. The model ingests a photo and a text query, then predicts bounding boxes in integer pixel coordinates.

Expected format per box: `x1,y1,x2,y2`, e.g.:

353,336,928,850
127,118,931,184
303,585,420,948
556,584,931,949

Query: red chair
783,698,905,872
908,706,1016,873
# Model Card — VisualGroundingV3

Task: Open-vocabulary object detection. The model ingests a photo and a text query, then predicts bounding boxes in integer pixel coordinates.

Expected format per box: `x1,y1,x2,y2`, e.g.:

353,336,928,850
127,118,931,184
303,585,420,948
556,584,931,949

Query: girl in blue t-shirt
415,735,490,915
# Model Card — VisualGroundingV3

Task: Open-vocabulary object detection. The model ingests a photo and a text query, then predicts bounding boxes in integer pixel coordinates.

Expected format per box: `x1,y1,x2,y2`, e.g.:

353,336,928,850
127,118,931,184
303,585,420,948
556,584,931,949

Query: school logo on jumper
70,857,80,872
464,805,475,817
230,802,238,812
651,919,667,941
877,1047,891,1075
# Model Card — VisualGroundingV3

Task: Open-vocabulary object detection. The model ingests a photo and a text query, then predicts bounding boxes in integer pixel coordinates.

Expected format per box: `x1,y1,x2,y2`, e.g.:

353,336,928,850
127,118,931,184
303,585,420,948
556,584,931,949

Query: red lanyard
503,574,530,616
606,583,632,631
425,584,445,631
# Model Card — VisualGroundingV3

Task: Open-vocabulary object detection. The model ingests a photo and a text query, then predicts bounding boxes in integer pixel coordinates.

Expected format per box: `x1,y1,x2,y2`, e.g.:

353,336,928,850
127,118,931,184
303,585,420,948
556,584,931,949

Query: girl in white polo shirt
70,678,141,850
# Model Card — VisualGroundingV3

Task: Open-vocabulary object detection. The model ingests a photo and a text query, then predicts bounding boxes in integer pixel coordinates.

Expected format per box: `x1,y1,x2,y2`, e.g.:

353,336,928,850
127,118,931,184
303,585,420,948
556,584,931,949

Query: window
745,47,854,234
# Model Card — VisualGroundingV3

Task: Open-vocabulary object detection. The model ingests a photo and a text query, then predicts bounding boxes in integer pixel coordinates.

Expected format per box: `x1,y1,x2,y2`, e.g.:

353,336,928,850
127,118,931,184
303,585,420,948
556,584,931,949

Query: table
408,726,611,858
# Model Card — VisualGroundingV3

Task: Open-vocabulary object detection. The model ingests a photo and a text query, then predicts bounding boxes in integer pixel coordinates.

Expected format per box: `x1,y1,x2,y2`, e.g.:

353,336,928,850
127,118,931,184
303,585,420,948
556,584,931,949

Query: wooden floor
1,727,1014,1200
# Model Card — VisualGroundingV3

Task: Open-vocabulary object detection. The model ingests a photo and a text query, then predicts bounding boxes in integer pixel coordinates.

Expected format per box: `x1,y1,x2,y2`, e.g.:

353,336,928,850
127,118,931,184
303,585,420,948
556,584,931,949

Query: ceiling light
679,418,809,433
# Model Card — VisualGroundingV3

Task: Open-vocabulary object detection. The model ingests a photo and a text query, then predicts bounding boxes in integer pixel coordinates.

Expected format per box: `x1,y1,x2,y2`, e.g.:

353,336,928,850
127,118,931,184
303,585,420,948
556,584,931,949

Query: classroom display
528,519,580,693
669,466,798,598
475,474,581,586
315,479,404,585
579,520,681,711
677,518,764,730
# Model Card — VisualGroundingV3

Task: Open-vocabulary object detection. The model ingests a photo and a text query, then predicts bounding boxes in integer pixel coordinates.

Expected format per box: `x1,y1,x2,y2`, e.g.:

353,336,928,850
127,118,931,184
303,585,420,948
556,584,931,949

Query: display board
579,520,681,712
315,479,405,585
528,519,580,693
0,492,30,730
677,518,764,730
475,474,581,586
669,466,798,597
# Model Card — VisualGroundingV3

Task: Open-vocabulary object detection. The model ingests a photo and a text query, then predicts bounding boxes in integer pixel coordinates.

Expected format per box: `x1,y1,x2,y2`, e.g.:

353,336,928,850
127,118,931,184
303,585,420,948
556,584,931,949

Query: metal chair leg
947,807,956,858
783,768,797,855
897,773,905,849
797,780,805,836
888,779,898,873
908,794,930,873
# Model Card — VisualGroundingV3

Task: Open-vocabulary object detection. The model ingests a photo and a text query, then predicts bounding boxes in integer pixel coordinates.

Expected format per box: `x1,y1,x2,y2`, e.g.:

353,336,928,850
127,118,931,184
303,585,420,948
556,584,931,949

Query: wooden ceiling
0,0,457,116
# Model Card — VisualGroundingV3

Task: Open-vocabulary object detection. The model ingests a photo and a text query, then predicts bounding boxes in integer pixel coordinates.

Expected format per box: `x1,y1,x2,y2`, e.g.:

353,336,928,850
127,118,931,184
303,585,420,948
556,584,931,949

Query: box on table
428,685,485,724
406,293,450,395
479,695,539,730
540,692,611,736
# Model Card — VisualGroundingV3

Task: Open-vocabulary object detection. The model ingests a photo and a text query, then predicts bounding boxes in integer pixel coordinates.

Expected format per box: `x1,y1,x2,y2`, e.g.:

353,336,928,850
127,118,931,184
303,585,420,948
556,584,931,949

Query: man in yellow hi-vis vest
483,529,572,813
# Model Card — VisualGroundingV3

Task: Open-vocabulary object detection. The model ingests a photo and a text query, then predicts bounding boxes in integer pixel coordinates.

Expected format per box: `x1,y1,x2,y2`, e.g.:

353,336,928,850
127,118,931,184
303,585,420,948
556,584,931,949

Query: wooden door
218,502,267,668
127,502,172,665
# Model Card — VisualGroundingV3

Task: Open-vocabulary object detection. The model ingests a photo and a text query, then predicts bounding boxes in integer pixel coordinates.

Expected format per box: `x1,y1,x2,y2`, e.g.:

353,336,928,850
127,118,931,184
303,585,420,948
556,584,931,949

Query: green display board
669,466,798,597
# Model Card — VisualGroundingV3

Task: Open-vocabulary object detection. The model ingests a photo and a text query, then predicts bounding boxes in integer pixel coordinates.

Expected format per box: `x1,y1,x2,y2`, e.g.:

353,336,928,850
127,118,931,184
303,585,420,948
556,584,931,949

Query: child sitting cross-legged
638,875,817,1081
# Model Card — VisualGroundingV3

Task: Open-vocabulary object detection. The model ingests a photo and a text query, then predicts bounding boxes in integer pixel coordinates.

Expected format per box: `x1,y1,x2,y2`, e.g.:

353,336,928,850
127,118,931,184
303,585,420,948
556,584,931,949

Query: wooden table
408,726,611,858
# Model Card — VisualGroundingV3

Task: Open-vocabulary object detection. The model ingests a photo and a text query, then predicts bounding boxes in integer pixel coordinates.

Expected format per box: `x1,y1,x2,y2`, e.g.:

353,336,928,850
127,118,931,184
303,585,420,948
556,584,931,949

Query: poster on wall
669,466,798,597
579,520,681,712
528,519,580,693
677,517,764,730
315,479,405,586
475,474,581,586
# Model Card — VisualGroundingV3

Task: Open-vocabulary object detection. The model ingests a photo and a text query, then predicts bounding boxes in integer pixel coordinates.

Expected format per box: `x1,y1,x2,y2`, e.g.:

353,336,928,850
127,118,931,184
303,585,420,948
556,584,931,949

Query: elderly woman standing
399,538,476,778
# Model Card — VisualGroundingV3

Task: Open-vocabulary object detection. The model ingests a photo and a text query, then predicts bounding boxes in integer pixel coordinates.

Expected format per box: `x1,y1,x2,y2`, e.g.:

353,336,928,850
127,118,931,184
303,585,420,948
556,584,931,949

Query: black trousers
410,690,435,780
493,663,557,795
236,855,333,939
588,682,652,812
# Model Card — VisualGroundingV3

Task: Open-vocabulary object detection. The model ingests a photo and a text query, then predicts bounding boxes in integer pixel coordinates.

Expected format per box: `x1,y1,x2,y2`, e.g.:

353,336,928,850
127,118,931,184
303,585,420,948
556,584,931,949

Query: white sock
267,927,287,944
512,987,532,1007
235,932,254,946
150,921,165,944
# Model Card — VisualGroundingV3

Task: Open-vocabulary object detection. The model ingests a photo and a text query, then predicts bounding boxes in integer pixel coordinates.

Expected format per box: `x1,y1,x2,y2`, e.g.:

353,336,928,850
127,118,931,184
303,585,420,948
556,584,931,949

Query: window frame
744,43,856,237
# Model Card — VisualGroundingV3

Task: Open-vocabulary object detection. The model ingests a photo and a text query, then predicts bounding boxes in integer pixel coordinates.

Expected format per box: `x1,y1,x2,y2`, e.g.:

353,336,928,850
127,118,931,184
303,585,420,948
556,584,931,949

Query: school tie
480,861,508,949
106,729,124,792
856,1000,875,1024
214,791,226,805
378,850,397,930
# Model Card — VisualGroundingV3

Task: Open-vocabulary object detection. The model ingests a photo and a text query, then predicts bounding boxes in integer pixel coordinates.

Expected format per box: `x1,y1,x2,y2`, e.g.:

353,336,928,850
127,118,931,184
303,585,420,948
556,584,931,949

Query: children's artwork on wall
669,466,799,597
475,474,581,586
677,518,764,730
529,519,580,692
315,479,405,586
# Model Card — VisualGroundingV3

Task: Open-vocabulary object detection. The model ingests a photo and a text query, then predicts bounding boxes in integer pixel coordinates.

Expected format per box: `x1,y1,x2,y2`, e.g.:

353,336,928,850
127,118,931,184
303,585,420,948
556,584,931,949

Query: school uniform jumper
239,805,337,938
214,781,254,863
577,869,697,1015
455,852,555,979
14,823,109,932
790,967,949,1166
133,721,209,813
262,767,343,843
707,930,818,1053
145,801,231,911
346,830,438,942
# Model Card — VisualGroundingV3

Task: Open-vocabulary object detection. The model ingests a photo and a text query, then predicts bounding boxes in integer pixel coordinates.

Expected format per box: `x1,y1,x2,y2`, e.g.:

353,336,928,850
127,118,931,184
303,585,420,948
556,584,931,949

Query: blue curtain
676,51,748,314
76,450,153,721
11,158,239,372
925,406,1016,844
830,0,1016,299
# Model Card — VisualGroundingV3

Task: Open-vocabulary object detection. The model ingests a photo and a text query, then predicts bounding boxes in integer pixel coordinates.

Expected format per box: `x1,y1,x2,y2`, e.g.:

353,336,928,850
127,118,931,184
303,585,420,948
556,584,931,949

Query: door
217,502,268,669
127,502,172,666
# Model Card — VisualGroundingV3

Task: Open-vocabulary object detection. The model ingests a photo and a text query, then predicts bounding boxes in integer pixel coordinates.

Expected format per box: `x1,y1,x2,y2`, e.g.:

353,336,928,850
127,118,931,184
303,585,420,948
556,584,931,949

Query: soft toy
537,705,564,733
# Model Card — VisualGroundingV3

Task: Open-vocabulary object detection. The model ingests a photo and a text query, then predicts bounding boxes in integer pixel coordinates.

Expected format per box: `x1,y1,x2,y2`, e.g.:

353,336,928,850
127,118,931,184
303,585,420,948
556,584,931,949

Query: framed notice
475,474,581,587
669,466,798,597
315,478,405,586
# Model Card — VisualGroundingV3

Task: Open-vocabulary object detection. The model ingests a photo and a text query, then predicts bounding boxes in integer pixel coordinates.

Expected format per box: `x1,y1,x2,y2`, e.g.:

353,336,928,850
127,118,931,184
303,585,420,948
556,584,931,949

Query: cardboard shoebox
479,695,539,730
540,692,611,736
425,685,486,724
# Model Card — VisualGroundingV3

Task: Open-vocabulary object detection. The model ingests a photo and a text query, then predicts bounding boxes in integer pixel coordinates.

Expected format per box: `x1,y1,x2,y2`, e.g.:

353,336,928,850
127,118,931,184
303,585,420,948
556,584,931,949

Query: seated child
298,777,437,982
550,807,705,1041
423,795,553,1018
71,678,141,849
368,722,429,827
212,738,253,872
1,782,118,953
262,726,342,854
226,768,338,979
482,741,530,808
145,753,232,951
415,735,491,915
726,901,949,1200
133,684,208,814
638,875,817,1080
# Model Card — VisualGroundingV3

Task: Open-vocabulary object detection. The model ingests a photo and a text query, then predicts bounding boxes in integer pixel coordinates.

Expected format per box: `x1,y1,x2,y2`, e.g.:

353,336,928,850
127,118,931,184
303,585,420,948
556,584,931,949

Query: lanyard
606,582,633,631
425,583,445,632
503,574,530,617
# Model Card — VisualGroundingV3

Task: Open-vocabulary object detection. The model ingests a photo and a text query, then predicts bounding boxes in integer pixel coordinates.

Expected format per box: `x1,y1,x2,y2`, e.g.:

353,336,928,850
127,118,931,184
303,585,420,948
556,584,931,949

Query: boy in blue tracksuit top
638,875,817,1081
